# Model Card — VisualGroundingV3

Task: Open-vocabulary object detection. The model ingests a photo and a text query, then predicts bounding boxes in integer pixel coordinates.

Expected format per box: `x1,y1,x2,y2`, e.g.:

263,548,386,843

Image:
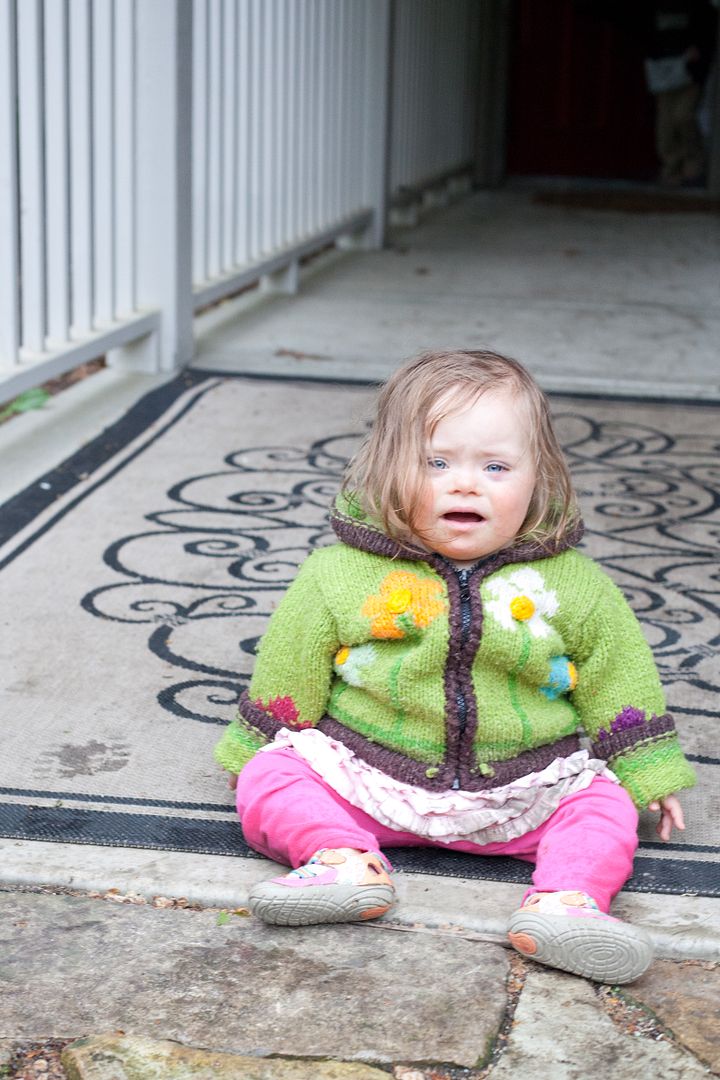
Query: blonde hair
343,349,578,552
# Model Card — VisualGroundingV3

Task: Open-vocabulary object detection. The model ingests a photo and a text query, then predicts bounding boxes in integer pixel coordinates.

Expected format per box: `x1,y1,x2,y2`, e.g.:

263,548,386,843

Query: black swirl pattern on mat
81,436,355,723
557,412,720,717
81,414,720,726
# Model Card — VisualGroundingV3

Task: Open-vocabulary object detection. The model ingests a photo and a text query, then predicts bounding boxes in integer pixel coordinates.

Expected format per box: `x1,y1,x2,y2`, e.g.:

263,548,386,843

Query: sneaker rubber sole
248,881,395,927
507,911,654,984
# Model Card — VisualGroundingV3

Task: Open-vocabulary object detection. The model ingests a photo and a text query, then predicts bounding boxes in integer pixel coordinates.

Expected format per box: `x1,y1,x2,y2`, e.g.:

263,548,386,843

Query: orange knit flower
361,571,446,639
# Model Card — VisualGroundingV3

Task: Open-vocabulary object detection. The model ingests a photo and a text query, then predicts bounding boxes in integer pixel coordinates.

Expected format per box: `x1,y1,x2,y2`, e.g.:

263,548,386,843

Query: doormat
1,371,718,896
533,190,720,214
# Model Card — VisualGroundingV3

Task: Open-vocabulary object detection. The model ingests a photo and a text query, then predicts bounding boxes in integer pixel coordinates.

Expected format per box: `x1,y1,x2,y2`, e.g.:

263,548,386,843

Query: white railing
191,0,390,311
1,0,480,400
1,1,162,397
391,0,480,200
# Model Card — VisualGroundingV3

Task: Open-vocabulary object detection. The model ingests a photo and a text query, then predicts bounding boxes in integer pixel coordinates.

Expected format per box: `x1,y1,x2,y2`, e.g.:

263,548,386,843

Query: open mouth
442,511,484,524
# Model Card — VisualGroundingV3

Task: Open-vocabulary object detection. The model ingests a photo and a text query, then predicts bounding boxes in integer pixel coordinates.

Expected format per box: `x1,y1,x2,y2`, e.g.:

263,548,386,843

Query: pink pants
235,747,639,912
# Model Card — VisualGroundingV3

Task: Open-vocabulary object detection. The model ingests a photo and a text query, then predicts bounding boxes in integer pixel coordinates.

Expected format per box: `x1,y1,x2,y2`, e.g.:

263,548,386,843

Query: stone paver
0,892,508,1068
61,1035,390,1080
626,960,720,1074
488,968,711,1079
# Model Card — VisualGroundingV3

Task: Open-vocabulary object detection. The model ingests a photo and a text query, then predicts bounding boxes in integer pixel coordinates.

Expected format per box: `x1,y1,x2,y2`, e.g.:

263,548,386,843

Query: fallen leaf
0,387,51,422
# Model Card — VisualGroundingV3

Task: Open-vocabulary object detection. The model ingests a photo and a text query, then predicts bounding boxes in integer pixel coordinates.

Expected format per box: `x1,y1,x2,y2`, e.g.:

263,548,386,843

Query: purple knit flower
597,706,647,740
612,706,647,732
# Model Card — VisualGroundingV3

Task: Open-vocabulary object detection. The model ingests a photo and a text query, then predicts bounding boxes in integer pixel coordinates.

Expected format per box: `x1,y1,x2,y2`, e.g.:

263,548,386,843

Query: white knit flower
334,643,378,687
485,567,559,638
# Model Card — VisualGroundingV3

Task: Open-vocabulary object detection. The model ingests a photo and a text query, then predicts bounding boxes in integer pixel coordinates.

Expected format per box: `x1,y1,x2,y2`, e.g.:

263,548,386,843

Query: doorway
506,0,659,180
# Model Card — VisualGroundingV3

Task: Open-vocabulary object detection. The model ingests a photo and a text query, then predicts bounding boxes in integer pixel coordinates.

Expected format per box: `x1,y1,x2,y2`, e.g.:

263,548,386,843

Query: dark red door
506,0,658,179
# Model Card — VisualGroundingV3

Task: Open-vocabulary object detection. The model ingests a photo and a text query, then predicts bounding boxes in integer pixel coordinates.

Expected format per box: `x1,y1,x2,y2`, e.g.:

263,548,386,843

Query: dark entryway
506,0,661,179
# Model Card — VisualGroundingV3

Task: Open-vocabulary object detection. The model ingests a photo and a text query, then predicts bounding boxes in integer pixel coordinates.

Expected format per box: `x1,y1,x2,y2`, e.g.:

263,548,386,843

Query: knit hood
330,490,585,582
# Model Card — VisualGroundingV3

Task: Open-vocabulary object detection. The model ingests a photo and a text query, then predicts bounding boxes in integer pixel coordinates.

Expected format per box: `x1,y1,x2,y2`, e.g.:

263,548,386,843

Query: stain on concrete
35,739,130,778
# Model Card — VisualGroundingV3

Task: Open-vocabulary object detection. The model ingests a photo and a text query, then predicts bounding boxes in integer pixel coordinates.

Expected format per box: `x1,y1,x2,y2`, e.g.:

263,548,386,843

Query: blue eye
428,458,448,470
486,463,507,473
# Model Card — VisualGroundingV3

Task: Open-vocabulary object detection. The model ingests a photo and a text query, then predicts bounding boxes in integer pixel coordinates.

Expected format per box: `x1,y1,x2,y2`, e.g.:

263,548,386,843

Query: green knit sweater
215,498,696,809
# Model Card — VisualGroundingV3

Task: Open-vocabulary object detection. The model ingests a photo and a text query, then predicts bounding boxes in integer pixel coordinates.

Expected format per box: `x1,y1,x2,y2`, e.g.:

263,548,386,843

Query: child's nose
451,467,482,494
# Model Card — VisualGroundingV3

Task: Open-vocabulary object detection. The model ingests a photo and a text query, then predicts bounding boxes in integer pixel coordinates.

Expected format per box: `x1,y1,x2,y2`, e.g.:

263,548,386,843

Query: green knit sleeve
566,561,696,809
214,552,339,776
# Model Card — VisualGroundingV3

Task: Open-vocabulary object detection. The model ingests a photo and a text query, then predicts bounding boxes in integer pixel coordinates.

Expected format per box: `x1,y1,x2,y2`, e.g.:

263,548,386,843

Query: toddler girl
215,349,696,984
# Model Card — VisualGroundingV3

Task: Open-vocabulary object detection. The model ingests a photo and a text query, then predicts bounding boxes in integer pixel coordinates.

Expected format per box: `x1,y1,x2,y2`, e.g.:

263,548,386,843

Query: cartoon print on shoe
507,890,654,984
248,849,395,927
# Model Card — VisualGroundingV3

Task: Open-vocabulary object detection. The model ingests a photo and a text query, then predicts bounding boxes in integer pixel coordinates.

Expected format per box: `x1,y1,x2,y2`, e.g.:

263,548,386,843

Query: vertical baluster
235,0,250,266
392,0,404,193
389,0,405,195
44,0,71,346
93,0,115,325
192,0,208,285
338,0,351,216
263,0,274,253
0,0,21,368
338,0,349,214
114,0,135,317
413,1,424,183
449,0,462,169
315,0,328,233
261,0,274,253
206,0,221,280
17,0,46,352
285,0,298,246
304,0,315,235
249,0,262,258
276,0,288,251
123,0,193,371
221,0,236,273
427,0,437,176
68,0,93,338
362,0,392,247
295,0,308,240
443,0,454,171
326,0,337,224
349,0,364,211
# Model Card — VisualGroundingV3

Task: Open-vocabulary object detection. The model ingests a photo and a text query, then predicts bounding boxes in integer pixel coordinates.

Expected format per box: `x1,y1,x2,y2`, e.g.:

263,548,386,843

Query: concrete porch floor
194,185,720,396
2,185,718,503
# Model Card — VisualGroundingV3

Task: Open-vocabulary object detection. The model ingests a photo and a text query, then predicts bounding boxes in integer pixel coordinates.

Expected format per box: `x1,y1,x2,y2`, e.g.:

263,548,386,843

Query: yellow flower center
567,661,578,690
510,595,536,621
386,587,413,614
335,646,350,666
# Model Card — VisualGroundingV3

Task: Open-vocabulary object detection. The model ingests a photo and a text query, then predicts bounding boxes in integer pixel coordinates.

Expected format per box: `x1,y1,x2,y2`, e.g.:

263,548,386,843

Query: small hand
647,794,685,842
220,767,238,791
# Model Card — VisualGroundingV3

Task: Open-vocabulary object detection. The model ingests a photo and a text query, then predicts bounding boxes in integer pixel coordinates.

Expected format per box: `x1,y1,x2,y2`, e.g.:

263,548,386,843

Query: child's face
414,388,537,565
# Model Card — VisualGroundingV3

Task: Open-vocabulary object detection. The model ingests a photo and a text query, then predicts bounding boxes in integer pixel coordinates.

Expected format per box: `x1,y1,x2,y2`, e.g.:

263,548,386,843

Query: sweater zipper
452,567,473,790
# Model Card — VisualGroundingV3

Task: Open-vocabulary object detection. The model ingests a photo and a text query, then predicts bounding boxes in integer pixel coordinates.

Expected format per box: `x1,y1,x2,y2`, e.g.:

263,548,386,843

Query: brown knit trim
317,717,581,793
330,512,419,560
438,560,484,777
590,713,676,762
459,734,582,790
439,563,466,768
238,691,285,741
